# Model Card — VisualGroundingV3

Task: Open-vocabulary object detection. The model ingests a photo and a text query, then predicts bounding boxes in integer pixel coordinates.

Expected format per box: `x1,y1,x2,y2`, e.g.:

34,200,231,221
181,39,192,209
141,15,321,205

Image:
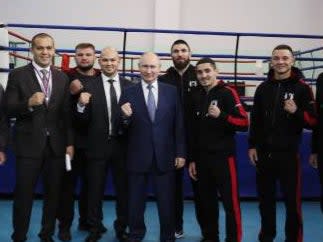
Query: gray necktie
147,84,156,121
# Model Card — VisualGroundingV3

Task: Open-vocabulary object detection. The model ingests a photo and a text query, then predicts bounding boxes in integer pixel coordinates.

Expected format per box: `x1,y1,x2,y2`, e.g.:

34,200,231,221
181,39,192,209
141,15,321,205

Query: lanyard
34,68,52,99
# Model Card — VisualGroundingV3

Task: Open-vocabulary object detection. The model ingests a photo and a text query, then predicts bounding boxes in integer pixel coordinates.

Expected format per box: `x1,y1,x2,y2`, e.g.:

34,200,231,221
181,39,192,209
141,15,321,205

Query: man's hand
0,151,6,165
78,92,92,106
121,102,133,117
70,79,84,95
66,145,74,160
188,162,197,181
309,153,318,169
208,104,221,118
284,99,297,114
28,92,45,107
248,148,258,166
175,157,185,169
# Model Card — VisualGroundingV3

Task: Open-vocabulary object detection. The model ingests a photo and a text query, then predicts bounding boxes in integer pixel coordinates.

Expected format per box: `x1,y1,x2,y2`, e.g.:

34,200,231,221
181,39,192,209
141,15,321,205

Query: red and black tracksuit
311,72,323,213
249,69,317,242
190,81,248,242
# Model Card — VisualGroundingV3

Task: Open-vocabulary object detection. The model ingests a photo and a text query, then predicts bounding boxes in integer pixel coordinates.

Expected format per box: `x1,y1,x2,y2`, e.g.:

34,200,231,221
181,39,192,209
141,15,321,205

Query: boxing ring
0,23,323,198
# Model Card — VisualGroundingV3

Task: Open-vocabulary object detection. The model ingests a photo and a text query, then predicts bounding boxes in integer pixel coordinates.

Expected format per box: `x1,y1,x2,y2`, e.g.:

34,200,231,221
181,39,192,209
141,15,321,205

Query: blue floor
0,200,322,242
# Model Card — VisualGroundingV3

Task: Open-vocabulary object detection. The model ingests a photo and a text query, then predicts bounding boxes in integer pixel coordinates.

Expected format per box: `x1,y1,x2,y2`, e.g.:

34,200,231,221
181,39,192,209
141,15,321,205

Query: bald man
75,47,133,242
120,52,186,242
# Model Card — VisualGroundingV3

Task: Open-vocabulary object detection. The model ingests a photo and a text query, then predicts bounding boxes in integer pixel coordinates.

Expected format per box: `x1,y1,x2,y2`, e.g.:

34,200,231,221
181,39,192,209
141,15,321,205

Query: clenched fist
121,102,133,117
284,99,297,114
208,103,221,118
28,92,45,107
78,92,92,106
70,79,84,95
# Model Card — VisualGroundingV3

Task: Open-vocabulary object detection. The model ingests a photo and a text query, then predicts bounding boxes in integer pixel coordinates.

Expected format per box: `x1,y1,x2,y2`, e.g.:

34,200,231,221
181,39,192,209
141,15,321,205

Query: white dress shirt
102,73,122,135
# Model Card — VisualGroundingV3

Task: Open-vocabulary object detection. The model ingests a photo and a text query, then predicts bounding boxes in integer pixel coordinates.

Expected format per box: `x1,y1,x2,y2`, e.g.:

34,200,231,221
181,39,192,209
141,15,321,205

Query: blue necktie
147,84,156,121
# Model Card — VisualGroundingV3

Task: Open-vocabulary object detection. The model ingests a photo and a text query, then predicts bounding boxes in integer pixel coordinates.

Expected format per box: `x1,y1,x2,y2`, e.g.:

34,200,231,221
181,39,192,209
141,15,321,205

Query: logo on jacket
284,92,294,100
189,80,198,87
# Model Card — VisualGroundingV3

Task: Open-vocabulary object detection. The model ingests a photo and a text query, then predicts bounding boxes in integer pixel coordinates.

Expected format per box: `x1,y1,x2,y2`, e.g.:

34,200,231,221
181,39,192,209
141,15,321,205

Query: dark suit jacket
119,81,186,172
0,84,8,152
74,75,133,159
4,63,73,158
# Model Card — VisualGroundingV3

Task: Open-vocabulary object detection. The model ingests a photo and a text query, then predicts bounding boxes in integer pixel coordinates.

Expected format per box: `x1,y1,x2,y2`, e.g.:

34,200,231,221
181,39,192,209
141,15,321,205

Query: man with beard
159,39,205,239
57,43,106,241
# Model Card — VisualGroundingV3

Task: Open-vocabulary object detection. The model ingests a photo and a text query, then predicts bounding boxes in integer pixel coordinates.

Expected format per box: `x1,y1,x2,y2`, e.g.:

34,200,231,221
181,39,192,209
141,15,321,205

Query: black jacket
0,84,8,152
4,64,73,158
65,68,101,148
159,64,200,161
249,68,317,152
191,81,249,160
312,72,323,155
73,75,133,159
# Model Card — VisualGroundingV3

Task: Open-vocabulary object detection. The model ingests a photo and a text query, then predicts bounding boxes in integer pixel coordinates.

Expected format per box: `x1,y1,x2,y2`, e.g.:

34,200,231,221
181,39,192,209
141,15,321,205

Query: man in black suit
0,83,8,165
4,33,74,242
75,47,132,242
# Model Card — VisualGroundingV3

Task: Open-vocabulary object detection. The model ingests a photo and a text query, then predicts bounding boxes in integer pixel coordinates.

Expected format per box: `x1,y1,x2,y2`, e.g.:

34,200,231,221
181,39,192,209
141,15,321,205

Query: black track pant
256,150,303,242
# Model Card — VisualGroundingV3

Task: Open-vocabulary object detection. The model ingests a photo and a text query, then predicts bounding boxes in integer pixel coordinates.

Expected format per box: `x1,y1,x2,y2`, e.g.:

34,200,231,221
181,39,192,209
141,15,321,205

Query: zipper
271,82,281,128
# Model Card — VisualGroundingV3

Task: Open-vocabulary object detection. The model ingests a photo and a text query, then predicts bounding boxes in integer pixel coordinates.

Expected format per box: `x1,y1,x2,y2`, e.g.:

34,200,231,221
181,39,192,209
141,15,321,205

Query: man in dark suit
4,33,74,242
0,83,8,165
120,52,186,242
75,47,132,242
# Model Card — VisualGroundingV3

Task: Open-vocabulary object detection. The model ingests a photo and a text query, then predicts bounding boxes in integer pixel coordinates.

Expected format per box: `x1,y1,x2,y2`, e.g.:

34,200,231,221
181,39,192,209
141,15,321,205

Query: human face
31,37,55,68
196,63,218,90
171,43,191,70
271,49,294,80
139,53,160,83
75,47,96,71
99,48,120,77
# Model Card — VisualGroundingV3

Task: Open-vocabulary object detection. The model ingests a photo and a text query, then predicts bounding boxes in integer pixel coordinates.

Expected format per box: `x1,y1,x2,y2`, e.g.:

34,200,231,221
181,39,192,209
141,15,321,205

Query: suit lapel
26,64,42,94
48,67,60,107
96,76,109,121
135,83,151,123
155,82,167,122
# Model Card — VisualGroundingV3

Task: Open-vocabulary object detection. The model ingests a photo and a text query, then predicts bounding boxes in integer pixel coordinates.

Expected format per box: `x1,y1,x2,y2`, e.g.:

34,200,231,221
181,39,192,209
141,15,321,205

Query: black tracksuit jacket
159,64,200,160
312,72,323,155
190,81,249,160
249,69,317,152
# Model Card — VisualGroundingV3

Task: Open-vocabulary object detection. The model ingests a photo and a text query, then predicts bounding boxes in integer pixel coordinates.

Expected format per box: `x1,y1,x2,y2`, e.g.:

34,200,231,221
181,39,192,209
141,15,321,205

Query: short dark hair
75,43,96,52
272,44,294,56
196,57,217,69
171,39,191,52
31,33,54,48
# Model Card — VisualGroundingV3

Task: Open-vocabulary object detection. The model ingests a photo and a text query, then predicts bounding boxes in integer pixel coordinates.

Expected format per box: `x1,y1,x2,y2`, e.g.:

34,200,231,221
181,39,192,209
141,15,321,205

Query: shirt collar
32,61,51,72
101,73,119,83
141,79,158,89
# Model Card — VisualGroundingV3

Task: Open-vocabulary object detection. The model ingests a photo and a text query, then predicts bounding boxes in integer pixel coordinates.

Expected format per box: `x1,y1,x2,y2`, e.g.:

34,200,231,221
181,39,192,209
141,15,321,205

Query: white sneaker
175,230,184,239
